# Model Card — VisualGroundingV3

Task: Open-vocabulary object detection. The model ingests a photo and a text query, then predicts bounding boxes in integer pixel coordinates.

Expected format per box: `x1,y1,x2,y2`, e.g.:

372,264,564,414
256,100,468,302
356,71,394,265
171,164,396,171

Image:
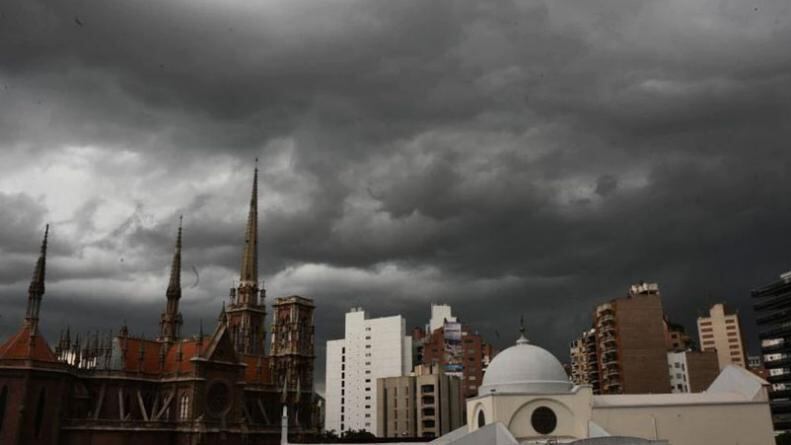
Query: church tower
227,164,267,355
159,218,183,343
270,296,315,390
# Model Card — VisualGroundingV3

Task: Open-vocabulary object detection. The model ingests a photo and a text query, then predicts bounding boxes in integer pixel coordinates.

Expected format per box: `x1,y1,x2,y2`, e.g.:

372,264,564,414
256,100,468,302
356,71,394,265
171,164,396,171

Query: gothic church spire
25,224,49,332
239,161,258,287
160,218,184,342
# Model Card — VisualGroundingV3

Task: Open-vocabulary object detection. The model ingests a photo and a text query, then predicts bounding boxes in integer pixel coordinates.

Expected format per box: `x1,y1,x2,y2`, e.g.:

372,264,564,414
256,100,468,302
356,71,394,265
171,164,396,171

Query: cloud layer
2,0,791,390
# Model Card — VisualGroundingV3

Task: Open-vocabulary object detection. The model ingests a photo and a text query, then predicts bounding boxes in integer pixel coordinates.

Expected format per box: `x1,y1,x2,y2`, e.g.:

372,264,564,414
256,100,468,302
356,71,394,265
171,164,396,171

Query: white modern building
427,304,457,334
325,307,413,435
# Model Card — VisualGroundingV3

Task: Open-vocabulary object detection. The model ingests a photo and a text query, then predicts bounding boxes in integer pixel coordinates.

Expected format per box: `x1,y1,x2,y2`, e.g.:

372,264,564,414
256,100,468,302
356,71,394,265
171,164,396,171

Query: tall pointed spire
25,224,49,332
166,216,183,300
160,217,184,343
239,161,258,287
227,161,268,356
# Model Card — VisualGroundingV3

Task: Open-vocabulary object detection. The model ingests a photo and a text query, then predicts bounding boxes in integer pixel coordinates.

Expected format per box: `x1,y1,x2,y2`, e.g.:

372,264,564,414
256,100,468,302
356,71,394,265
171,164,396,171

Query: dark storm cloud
2,0,791,388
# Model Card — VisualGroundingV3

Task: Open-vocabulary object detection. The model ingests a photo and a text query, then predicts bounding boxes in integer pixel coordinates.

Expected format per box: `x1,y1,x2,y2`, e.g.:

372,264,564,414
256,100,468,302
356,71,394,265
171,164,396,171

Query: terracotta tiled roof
0,325,59,362
119,337,167,374
162,339,203,373
241,353,271,384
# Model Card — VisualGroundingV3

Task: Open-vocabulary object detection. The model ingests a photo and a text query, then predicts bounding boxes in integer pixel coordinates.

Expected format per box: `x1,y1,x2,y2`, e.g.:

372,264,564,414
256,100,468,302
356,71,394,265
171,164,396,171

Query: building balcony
771,401,791,415
598,314,616,324
762,340,791,354
757,309,791,326
760,325,791,340
768,373,791,384
596,304,614,314
752,279,791,300
764,356,791,369
754,292,791,313
600,322,616,331
770,389,791,400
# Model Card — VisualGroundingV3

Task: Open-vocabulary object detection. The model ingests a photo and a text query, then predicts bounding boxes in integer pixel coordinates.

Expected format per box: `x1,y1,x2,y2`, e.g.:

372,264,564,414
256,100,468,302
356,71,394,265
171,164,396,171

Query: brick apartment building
413,306,495,398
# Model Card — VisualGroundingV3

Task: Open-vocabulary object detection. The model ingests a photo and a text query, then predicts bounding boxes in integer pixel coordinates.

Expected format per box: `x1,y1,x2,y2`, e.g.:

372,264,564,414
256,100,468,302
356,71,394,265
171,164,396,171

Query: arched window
179,394,190,420
0,385,8,433
34,389,46,438
477,409,485,428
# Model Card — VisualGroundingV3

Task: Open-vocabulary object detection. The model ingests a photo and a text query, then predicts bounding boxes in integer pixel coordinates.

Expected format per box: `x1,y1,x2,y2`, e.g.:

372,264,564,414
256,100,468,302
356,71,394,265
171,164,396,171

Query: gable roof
0,325,59,363
707,364,769,400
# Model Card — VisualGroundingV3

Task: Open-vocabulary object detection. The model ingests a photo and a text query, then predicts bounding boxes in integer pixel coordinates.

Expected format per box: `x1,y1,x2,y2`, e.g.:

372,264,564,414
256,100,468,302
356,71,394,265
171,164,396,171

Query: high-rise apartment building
325,308,412,435
697,303,748,369
376,365,464,439
664,318,693,352
413,305,495,398
666,350,720,393
427,304,457,334
752,271,791,431
569,328,599,393
594,282,671,394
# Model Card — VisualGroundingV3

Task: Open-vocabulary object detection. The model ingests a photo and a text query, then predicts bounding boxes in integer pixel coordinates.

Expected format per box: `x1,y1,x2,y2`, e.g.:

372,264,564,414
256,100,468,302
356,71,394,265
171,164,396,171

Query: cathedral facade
0,167,318,445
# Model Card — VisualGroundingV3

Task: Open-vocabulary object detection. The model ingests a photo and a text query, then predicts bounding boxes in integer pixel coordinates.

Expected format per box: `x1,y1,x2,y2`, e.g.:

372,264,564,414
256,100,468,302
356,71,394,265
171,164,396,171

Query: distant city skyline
2,0,791,395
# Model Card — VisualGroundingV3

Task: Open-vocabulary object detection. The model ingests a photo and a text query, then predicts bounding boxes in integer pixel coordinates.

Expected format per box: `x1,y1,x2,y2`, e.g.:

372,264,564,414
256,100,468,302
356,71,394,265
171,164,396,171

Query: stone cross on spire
25,224,49,332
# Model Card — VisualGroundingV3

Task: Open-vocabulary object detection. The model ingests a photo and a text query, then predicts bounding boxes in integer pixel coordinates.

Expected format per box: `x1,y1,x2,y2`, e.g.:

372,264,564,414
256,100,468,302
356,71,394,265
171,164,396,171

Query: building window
477,410,485,427
34,388,46,438
179,394,190,420
531,406,557,435
0,385,7,433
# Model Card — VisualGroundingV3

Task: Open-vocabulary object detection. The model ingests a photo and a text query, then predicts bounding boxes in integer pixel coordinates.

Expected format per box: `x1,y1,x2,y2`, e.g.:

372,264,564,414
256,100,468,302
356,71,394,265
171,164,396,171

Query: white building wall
325,339,344,433
325,308,413,436
667,351,690,393
428,304,456,334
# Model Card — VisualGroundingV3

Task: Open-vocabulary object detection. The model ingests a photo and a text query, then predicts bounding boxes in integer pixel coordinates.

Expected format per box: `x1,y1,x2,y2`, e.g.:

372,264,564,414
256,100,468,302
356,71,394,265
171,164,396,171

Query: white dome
479,336,572,395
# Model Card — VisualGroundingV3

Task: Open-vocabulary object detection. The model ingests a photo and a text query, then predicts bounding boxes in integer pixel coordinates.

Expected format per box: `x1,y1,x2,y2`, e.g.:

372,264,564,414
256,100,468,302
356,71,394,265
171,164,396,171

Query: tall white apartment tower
697,303,748,370
325,308,413,435
427,303,457,334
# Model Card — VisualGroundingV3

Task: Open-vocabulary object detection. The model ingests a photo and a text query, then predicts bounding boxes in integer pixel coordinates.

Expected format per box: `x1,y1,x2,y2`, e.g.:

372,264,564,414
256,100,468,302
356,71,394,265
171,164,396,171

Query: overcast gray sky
2,0,791,390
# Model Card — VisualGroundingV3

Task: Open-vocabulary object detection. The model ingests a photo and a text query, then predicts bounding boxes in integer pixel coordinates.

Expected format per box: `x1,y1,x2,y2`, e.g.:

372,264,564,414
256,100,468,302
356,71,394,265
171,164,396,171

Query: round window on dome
531,406,557,435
